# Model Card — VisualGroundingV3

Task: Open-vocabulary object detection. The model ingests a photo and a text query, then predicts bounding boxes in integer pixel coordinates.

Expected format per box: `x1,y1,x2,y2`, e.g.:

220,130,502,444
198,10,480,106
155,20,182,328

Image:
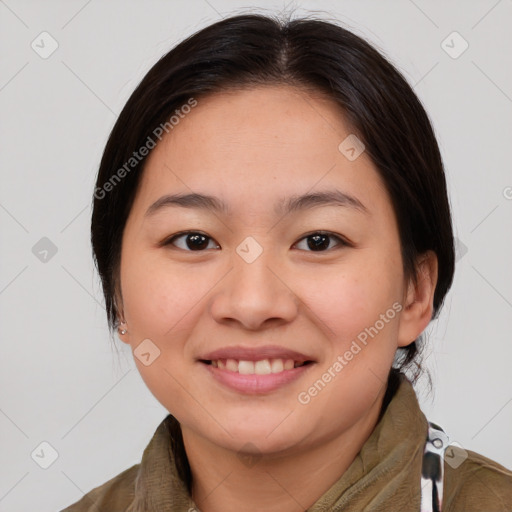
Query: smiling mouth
200,358,314,375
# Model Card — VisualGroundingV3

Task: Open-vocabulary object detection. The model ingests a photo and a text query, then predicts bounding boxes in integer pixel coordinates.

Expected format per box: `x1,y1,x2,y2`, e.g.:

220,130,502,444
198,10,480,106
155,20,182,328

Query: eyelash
161,230,350,253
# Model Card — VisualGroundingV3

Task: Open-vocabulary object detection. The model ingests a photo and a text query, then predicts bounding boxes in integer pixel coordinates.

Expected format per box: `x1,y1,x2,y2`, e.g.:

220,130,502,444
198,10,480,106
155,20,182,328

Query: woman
62,13,512,512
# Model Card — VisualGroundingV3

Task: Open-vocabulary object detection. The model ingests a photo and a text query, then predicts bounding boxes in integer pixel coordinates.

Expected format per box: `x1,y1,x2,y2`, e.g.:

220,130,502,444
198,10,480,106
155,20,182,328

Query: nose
209,252,299,331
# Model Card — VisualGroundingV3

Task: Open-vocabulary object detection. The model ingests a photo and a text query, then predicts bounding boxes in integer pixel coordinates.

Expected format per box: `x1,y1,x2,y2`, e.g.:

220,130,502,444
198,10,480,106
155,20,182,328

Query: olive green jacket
61,378,512,511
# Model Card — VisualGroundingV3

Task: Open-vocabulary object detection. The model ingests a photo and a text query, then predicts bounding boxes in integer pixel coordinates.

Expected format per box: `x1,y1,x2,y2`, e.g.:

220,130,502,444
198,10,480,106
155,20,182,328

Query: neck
181,389,387,512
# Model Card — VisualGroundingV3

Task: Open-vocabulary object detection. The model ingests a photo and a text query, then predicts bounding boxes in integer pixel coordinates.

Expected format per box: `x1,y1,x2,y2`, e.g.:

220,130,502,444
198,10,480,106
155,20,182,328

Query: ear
397,251,438,348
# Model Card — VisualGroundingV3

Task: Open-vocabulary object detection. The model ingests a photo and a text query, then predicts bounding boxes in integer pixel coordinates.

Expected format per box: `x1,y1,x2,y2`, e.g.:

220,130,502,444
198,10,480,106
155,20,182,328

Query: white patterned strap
420,422,450,512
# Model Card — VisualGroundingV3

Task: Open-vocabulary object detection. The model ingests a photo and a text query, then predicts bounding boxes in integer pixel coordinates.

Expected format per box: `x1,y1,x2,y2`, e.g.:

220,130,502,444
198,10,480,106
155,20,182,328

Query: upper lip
199,345,315,363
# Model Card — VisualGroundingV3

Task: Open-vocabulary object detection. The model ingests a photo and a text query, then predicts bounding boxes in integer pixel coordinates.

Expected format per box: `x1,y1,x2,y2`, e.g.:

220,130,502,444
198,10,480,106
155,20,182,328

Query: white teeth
238,360,254,374
210,358,308,374
254,359,272,375
284,359,294,370
226,358,238,372
270,359,284,373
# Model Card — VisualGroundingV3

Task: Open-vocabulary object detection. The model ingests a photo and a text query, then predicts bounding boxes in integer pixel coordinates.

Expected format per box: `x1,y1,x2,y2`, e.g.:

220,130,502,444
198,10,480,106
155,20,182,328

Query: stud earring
118,321,127,335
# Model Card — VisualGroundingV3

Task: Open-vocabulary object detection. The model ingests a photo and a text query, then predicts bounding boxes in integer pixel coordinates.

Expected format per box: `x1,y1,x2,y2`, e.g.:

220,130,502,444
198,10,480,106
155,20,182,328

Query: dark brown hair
91,13,455,380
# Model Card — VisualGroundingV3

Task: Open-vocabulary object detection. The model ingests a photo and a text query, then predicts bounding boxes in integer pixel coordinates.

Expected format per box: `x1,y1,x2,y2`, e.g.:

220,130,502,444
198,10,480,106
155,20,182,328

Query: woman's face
118,85,420,455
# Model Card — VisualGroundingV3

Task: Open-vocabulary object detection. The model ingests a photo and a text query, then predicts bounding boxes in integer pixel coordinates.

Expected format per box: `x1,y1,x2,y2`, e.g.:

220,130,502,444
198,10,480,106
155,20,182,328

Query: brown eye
294,232,346,252
165,232,220,251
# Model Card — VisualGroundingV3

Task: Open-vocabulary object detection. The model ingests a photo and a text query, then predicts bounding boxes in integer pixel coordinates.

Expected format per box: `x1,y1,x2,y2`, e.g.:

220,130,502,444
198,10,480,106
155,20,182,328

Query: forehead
164,85,351,162
135,85,388,213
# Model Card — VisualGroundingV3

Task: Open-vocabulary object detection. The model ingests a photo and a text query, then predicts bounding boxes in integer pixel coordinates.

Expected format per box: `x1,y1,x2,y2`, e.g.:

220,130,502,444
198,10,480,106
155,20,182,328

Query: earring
118,321,127,335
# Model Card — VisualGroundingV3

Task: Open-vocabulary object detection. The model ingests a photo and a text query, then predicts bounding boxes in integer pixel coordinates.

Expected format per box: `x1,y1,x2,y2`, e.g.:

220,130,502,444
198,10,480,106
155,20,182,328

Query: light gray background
1,1,511,510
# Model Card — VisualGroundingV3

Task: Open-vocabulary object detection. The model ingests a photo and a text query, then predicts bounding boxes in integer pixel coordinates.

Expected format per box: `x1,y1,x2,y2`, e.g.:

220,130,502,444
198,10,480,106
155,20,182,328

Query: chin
223,433,303,458
220,416,308,453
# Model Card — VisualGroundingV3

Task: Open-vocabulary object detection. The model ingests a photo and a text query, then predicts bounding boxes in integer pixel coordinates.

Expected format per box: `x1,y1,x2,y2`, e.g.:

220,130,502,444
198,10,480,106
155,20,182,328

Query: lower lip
201,362,314,395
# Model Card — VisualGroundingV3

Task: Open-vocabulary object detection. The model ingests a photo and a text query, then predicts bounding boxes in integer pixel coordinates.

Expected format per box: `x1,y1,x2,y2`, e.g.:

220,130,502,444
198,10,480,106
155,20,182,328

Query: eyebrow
279,189,368,215
144,189,368,218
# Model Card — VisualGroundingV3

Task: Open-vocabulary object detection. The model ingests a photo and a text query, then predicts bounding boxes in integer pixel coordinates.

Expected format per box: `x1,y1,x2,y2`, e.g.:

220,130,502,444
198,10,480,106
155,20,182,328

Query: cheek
120,250,200,338
120,251,201,412
297,257,402,345
292,262,402,428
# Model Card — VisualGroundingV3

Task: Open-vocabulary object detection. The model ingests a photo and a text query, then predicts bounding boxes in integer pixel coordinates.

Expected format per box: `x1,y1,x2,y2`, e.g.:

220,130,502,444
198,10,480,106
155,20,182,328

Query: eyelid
292,231,350,251
161,230,221,250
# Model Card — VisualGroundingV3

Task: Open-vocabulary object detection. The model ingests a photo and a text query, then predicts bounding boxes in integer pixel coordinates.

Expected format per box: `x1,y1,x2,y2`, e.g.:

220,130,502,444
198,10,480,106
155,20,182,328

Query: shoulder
443,446,512,512
60,463,140,512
